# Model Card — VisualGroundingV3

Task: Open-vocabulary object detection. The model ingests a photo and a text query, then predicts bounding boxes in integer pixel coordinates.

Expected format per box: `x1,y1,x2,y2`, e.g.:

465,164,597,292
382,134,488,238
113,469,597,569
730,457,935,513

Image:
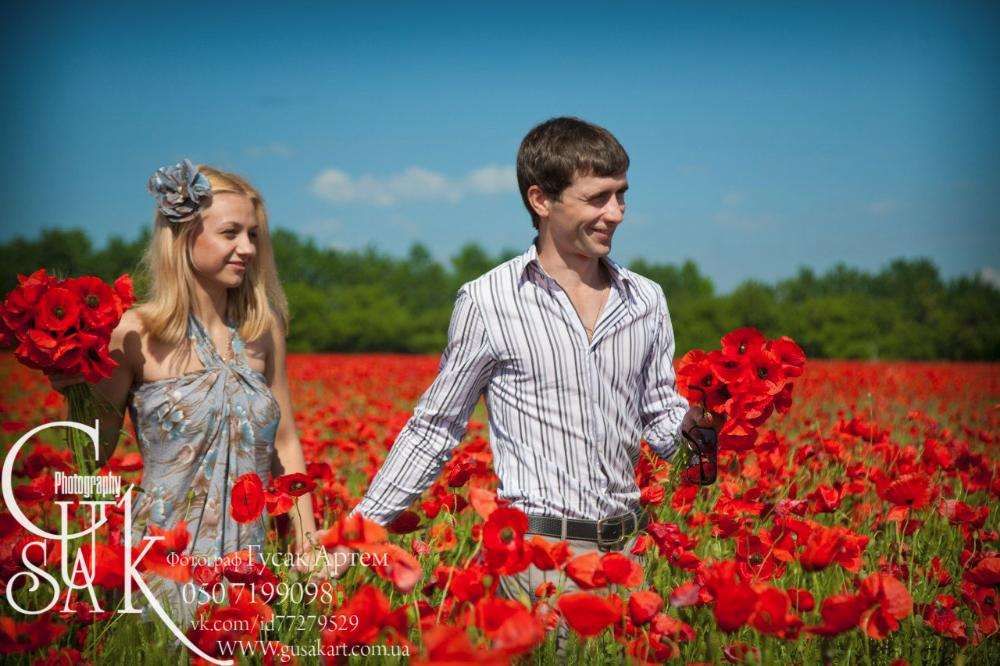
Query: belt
525,509,649,552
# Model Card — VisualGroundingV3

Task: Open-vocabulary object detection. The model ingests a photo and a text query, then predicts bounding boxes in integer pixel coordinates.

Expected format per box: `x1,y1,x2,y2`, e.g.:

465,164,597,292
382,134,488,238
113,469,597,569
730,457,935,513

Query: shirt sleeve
640,286,690,460
350,286,495,525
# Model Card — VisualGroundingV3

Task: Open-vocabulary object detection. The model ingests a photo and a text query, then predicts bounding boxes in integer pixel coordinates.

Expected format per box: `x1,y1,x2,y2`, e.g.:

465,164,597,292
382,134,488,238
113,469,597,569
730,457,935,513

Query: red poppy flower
416,625,507,665
475,597,545,655
721,327,766,358
650,611,696,642
669,581,704,608
231,472,265,523
767,336,805,378
527,534,570,570
318,512,388,548
565,551,608,589
360,542,422,593
35,287,81,334
922,597,968,643
710,350,749,386
66,276,120,331
718,416,758,452
600,552,645,588
557,592,621,638
272,472,316,497
482,506,532,575
880,473,932,510
321,584,392,648
859,573,913,639
447,565,487,603
807,593,870,636
749,587,802,638
263,484,294,516
798,524,845,572
1,268,54,331
702,561,757,632
743,347,786,396
939,500,989,529
106,452,143,472
787,588,815,613
965,557,1000,587
15,328,60,370
62,331,118,381
113,274,136,310
0,616,68,655
628,590,664,625
387,509,422,534
735,529,785,581
468,486,501,520
141,520,192,582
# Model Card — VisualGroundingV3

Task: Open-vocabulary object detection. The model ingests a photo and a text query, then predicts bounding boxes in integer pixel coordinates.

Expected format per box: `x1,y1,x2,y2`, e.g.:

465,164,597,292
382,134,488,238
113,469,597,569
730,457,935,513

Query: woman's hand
47,372,86,395
293,542,353,583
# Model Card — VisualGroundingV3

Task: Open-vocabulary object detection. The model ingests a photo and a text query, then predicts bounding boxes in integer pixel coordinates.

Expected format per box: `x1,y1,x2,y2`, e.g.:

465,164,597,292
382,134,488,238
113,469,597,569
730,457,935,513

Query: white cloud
310,164,516,206
979,267,1000,290
463,165,517,194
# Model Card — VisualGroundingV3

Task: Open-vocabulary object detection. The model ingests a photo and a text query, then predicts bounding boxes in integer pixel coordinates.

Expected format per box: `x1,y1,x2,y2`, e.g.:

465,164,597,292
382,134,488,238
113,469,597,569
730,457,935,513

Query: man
349,116,717,616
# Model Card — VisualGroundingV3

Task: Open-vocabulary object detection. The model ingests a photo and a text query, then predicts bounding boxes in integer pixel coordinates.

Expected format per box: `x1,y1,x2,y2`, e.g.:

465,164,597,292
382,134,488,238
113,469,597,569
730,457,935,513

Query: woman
51,159,342,621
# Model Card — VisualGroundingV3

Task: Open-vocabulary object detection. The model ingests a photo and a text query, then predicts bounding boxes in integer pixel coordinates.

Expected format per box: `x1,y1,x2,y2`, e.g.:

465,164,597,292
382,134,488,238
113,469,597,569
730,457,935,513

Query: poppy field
0,353,998,664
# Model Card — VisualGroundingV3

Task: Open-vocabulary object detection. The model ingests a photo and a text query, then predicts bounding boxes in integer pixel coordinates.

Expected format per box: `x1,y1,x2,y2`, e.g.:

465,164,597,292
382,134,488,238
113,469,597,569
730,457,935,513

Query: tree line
2,228,997,360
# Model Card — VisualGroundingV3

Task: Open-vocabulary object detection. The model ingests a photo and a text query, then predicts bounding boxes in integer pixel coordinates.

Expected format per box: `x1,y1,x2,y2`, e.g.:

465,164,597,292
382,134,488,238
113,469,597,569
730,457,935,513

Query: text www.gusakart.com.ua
216,638,411,662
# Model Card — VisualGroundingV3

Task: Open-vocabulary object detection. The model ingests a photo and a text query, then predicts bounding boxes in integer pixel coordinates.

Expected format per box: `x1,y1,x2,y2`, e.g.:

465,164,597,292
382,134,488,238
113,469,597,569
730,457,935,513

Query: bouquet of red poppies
1,268,135,474
677,327,805,453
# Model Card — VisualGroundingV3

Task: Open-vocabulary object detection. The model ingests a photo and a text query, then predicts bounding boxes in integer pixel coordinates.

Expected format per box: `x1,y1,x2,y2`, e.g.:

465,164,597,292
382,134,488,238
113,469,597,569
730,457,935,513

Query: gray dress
127,313,280,623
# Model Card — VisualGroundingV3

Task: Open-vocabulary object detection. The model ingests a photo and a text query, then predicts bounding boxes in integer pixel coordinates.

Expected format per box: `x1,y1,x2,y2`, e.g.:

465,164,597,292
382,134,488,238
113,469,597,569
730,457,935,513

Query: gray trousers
496,533,641,657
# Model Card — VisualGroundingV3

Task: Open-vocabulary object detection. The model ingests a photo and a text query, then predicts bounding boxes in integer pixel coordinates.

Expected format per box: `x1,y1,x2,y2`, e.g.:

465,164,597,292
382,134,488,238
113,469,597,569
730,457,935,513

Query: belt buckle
596,514,627,551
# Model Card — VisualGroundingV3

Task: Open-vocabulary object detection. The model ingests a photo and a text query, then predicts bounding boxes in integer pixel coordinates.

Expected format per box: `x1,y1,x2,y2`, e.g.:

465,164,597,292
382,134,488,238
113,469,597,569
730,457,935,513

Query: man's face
542,171,627,258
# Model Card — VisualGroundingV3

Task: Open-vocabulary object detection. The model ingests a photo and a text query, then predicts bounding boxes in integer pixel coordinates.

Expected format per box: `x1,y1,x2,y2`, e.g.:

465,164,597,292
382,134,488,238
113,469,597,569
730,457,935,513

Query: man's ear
526,184,551,221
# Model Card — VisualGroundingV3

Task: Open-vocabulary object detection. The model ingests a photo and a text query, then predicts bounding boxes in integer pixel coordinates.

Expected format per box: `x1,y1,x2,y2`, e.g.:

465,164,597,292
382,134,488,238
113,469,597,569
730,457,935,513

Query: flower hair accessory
147,158,213,223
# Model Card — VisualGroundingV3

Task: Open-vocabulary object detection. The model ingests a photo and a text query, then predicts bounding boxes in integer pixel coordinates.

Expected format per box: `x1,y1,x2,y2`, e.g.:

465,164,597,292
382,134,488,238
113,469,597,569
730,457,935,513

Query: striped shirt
352,240,689,525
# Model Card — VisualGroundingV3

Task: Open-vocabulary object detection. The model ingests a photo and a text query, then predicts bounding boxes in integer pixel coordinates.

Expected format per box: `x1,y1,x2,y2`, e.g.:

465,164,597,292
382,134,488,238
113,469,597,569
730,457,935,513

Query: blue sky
1,1,997,291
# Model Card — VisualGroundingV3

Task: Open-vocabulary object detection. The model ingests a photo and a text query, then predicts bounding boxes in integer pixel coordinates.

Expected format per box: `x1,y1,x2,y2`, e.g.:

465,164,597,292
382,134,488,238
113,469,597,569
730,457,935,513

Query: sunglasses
681,425,718,486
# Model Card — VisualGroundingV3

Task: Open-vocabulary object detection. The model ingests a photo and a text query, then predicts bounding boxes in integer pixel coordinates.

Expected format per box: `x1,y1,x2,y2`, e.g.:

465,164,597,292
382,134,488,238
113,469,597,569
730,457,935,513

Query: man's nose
603,196,625,224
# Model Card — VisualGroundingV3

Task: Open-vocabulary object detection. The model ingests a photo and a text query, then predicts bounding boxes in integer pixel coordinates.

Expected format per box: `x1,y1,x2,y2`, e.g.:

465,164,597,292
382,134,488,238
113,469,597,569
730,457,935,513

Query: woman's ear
526,184,551,221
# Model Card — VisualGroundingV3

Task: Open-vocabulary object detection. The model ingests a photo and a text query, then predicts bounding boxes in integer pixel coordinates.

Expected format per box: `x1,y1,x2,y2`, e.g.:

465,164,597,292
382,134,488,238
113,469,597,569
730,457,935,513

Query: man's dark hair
516,116,630,229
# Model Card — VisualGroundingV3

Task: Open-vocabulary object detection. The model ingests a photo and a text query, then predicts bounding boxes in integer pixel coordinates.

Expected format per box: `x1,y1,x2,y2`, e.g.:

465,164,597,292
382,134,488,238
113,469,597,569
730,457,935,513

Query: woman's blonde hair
138,165,289,345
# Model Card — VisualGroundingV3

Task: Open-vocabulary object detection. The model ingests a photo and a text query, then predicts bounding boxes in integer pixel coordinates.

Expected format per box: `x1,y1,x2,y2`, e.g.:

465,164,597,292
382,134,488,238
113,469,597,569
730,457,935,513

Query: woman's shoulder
110,307,157,367
112,308,147,345
244,308,287,349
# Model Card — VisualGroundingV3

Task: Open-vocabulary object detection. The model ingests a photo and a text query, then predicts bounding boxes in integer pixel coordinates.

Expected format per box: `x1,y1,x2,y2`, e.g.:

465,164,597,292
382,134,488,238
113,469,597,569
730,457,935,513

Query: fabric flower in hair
147,158,212,223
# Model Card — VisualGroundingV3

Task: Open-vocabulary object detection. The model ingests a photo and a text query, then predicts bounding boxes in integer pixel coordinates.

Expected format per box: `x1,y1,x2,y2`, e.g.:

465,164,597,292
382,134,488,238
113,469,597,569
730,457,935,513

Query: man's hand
680,404,724,438
294,542,353,582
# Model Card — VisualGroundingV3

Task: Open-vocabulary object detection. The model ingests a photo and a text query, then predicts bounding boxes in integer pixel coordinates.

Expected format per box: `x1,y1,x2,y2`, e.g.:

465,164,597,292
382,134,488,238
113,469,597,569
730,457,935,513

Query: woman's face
188,192,258,289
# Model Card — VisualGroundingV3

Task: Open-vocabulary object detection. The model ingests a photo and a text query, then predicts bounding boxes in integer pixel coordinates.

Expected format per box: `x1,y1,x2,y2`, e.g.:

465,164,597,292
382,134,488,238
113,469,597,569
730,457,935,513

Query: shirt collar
518,237,633,300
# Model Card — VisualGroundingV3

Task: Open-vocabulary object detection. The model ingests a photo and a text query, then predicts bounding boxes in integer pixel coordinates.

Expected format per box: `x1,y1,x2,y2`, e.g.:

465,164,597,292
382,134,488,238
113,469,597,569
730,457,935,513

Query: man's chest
482,288,658,393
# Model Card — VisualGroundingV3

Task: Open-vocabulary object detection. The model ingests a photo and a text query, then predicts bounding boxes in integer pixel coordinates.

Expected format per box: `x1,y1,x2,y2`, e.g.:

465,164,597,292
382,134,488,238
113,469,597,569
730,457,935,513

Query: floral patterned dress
127,313,280,623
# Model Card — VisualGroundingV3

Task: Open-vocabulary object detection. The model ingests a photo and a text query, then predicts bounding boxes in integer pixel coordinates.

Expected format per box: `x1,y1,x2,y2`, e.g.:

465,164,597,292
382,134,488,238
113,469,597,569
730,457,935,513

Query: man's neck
536,236,608,290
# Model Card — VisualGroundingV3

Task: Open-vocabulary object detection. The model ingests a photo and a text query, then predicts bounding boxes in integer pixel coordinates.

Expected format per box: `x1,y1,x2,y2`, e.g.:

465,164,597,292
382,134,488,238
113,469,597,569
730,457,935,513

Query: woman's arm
51,310,141,467
265,319,320,554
